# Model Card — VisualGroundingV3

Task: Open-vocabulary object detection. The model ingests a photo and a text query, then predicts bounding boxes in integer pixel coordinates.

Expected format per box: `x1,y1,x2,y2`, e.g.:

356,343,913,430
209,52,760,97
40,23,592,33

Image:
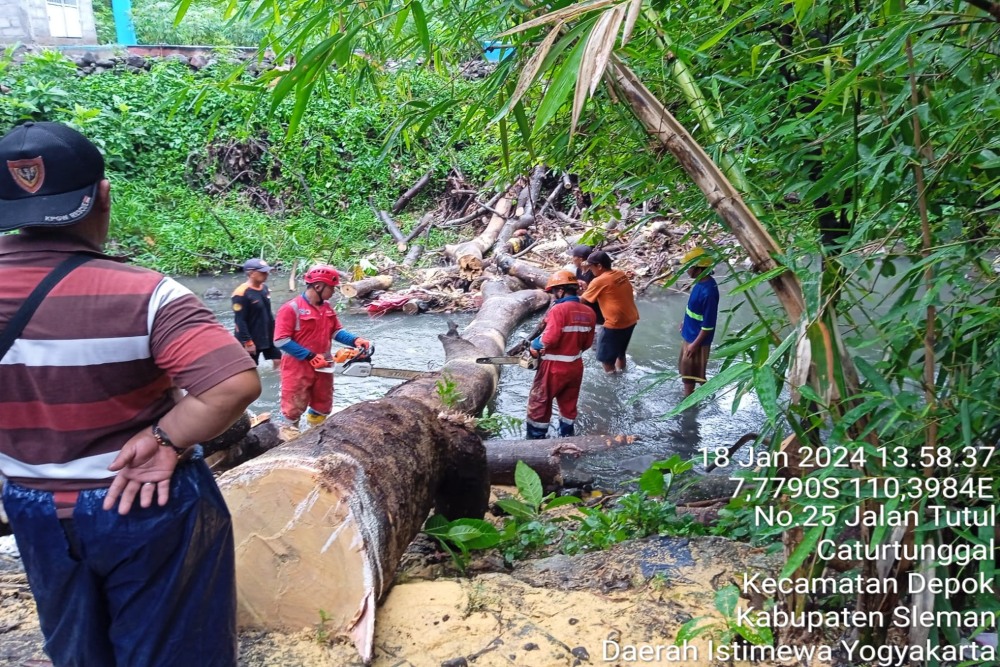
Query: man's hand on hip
103,430,179,515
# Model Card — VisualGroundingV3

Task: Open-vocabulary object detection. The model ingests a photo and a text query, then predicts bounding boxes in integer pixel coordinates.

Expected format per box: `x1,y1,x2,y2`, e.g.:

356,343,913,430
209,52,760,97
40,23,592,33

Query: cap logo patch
8,157,45,193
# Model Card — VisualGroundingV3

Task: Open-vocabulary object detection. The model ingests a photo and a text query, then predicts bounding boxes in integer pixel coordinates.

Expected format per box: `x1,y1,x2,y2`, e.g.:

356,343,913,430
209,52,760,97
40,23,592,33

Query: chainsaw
475,353,539,370
314,345,435,380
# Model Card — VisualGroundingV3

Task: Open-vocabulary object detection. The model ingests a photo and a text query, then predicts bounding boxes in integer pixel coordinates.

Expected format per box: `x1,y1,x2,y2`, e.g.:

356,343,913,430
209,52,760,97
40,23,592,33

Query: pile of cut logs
339,166,701,315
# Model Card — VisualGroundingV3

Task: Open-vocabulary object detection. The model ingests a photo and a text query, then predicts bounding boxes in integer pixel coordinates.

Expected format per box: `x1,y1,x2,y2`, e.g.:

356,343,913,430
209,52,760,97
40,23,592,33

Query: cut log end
226,465,372,642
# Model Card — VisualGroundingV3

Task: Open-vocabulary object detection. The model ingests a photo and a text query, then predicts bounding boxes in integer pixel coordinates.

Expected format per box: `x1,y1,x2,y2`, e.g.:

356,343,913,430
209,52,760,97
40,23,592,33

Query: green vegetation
424,457,710,570
92,0,266,46
473,407,522,438
434,374,463,409
0,48,500,273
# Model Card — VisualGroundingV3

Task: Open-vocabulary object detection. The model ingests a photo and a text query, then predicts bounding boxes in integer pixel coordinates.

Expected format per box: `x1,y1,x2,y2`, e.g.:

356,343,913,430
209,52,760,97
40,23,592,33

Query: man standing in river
273,264,373,430
0,121,261,666
525,270,596,439
232,257,281,368
581,250,639,374
679,247,719,397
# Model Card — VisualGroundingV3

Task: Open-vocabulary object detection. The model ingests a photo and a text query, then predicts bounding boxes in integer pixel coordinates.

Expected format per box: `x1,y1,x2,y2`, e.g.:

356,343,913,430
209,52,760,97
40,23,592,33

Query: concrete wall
0,0,98,46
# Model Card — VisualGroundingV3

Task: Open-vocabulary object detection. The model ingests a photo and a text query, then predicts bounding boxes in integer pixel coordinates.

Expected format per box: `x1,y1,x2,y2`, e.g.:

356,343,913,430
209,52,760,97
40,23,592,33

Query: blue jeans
3,455,237,667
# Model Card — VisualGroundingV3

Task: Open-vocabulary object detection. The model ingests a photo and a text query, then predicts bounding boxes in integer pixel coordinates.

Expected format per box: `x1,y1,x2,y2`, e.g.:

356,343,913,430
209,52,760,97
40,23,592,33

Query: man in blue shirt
679,247,719,397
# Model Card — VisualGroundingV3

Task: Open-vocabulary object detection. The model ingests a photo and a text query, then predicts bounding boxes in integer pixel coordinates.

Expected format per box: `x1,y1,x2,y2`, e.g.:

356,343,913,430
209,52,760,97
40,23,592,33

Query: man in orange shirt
581,251,639,373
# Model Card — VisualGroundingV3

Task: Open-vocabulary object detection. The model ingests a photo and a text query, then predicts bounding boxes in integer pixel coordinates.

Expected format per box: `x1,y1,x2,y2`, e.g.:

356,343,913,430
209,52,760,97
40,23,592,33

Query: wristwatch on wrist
151,423,186,458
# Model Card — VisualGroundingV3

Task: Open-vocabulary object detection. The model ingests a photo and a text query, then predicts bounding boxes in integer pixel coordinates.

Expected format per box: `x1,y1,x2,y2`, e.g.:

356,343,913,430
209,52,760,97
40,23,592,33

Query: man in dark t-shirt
232,258,281,367
570,244,595,288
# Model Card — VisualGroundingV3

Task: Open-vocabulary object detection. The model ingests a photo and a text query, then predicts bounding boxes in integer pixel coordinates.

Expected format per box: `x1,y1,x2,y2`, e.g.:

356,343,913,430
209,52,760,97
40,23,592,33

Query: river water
175,273,768,488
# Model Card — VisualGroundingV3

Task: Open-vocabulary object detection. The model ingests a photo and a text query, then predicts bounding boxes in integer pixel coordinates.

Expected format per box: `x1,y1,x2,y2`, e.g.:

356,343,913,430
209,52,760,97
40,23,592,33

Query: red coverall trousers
526,359,584,438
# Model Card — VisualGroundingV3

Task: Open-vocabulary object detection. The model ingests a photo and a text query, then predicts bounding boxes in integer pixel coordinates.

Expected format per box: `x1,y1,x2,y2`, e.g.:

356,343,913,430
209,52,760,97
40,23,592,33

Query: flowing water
176,272,769,488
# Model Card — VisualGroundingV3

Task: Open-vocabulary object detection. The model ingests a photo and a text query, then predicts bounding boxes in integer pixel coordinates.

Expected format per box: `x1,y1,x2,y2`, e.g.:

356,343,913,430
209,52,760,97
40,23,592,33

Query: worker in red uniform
273,265,372,429
526,270,597,439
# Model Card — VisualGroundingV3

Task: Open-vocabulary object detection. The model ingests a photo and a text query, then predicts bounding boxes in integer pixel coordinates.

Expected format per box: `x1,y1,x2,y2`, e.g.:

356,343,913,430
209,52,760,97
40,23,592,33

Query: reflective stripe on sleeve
685,308,704,321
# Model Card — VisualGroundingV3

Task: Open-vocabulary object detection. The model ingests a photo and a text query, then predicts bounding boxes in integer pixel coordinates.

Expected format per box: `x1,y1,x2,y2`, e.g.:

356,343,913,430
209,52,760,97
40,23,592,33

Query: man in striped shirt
0,122,260,666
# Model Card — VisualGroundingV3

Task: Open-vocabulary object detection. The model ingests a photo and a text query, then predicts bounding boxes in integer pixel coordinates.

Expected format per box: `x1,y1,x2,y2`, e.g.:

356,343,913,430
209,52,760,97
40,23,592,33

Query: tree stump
444,197,511,280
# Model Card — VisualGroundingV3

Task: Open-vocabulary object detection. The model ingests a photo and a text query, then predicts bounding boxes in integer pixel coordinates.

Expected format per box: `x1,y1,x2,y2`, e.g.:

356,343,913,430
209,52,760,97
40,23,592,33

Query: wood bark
340,275,393,299
444,197,511,280
487,434,639,486
401,244,424,268
371,199,407,252
387,281,550,414
402,213,434,245
391,168,433,214
205,420,282,472
497,172,541,252
402,299,429,315
219,280,548,662
495,253,555,290
201,411,251,456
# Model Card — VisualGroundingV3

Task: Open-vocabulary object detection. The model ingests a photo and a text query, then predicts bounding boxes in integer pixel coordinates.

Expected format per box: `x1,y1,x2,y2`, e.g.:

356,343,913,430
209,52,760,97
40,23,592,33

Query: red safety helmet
545,269,577,293
304,264,340,287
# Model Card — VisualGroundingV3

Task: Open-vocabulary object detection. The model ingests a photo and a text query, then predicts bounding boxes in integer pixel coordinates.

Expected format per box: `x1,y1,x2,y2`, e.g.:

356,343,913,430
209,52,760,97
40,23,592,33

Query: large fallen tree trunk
387,281,549,413
340,275,393,299
487,434,640,487
495,253,555,290
218,279,548,663
218,399,485,662
444,197,511,280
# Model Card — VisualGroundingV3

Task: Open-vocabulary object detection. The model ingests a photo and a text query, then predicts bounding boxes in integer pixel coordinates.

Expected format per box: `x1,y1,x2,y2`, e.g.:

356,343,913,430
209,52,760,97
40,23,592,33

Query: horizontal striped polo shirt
0,232,257,491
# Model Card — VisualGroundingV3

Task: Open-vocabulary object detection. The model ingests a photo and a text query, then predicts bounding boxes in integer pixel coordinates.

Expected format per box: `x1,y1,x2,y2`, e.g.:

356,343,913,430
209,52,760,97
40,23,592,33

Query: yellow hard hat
681,247,713,268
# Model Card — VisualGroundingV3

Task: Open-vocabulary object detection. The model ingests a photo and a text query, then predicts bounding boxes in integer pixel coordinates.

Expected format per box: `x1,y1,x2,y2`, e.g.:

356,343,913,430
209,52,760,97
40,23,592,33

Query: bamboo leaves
572,5,626,134
267,26,362,136
497,0,648,137
621,0,643,47
507,22,565,113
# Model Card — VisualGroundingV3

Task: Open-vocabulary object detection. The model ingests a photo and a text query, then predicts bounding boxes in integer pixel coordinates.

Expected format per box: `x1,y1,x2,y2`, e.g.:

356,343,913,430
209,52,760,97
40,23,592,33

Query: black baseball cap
586,250,612,269
243,258,272,272
0,121,105,232
570,244,593,259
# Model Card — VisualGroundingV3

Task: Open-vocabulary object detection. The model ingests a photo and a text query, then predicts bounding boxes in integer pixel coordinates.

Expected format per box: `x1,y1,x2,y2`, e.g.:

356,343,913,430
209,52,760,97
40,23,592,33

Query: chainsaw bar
315,363,433,380
367,367,435,380
475,356,539,370
476,356,525,365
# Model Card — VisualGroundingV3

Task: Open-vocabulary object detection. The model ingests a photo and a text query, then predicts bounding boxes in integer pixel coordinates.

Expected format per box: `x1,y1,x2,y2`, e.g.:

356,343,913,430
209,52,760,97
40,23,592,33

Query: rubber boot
304,409,327,430
558,419,575,437
526,422,548,440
